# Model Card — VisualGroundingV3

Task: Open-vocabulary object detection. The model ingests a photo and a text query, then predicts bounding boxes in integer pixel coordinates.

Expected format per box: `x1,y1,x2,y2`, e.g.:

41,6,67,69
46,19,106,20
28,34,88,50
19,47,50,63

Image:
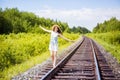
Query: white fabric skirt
49,43,58,51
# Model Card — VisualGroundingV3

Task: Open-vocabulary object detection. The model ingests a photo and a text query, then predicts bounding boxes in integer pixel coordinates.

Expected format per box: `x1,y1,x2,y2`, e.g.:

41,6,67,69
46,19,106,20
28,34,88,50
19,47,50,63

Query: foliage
68,26,91,34
0,7,82,80
0,8,90,34
0,8,69,34
93,17,120,33
86,31,120,63
0,33,79,72
0,33,48,71
91,17,120,62
0,33,79,80
0,8,12,34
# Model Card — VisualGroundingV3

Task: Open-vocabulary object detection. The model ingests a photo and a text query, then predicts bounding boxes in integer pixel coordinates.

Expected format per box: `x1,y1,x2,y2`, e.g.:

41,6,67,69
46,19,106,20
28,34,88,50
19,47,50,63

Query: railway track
30,36,118,80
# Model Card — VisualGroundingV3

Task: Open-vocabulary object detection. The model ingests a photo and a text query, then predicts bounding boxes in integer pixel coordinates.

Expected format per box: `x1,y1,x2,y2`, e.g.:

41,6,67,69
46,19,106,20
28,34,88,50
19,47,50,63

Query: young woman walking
39,25,74,68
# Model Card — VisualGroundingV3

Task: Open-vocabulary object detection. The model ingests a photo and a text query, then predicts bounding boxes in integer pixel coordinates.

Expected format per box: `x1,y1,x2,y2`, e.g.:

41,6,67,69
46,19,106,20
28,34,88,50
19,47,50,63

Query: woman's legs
50,51,57,68
53,51,57,67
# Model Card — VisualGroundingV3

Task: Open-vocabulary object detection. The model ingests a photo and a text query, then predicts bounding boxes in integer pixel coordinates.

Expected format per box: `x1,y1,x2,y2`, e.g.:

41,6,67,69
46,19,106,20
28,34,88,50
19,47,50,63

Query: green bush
0,33,79,71
86,31,120,63
0,33,49,71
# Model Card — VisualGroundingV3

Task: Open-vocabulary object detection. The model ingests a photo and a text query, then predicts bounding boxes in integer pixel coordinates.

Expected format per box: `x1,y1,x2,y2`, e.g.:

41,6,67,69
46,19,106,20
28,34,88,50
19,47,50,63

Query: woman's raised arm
59,34,75,42
39,25,52,33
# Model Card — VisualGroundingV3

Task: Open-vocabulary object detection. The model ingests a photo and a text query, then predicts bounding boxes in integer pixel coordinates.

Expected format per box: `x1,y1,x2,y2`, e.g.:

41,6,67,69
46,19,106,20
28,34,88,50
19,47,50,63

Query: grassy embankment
86,31,120,63
0,33,80,80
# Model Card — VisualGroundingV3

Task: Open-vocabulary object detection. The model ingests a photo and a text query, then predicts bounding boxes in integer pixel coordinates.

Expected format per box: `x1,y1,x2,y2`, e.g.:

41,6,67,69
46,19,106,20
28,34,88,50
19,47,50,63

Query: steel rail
90,39,101,80
40,37,85,80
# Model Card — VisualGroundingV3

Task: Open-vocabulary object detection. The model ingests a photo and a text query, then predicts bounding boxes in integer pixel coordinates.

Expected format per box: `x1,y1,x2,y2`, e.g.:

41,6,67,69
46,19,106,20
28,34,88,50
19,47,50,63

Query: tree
93,17,120,33
69,26,90,34
0,9,12,34
0,8,90,34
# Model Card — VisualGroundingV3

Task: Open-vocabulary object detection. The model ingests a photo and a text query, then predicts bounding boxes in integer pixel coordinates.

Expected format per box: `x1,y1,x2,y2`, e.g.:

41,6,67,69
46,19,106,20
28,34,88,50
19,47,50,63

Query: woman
39,25,74,68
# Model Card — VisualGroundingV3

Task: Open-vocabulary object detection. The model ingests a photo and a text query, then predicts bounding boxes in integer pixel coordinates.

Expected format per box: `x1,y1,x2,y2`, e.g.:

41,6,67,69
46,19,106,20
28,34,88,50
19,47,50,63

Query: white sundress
49,31,59,51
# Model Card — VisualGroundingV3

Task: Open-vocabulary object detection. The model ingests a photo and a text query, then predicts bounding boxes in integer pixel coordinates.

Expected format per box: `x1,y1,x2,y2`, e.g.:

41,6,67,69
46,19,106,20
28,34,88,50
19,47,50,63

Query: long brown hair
52,25,62,34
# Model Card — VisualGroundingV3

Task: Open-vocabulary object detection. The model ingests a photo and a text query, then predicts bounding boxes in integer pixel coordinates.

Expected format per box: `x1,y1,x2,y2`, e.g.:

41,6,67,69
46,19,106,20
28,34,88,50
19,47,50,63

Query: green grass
86,32,120,63
2,43,71,80
1,51,50,80
0,33,80,80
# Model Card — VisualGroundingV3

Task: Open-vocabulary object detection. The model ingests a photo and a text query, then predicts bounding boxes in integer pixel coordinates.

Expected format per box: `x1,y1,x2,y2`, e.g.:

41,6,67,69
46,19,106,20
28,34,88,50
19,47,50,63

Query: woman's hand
70,40,75,42
39,25,52,33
